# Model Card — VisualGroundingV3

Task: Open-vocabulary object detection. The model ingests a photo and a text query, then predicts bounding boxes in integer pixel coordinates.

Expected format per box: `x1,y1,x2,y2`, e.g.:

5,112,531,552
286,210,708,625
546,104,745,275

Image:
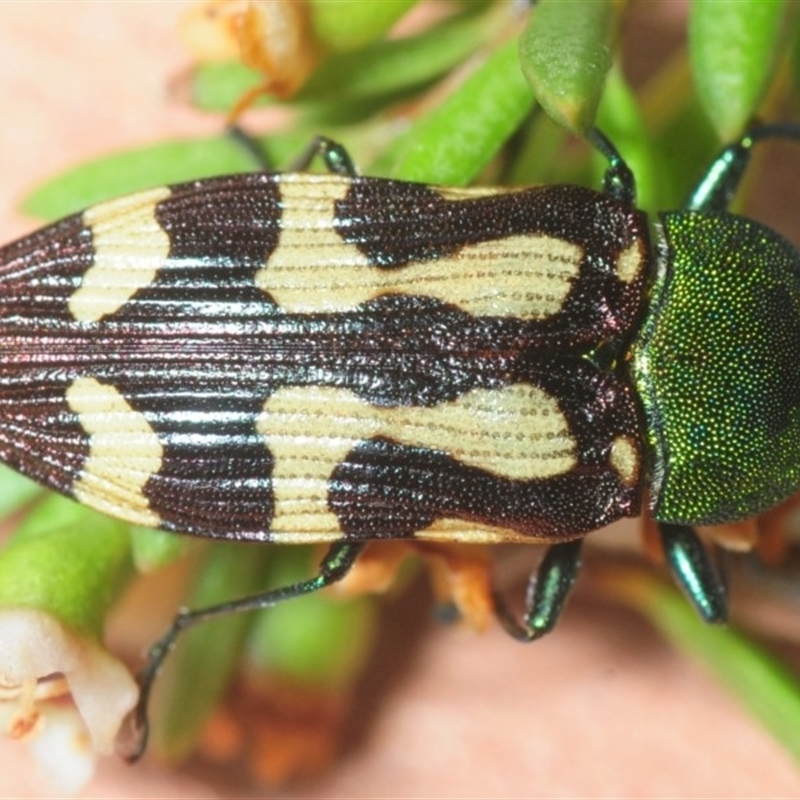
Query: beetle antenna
586,127,636,207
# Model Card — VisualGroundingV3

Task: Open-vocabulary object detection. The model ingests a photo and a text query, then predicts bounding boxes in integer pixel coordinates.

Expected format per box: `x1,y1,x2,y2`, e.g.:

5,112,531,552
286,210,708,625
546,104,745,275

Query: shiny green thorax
631,137,800,525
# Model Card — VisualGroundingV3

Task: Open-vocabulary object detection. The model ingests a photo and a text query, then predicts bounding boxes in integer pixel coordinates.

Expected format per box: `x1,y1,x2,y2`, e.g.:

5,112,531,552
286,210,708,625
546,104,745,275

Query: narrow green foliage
519,0,616,135
0,466,42,519
23,130,352,222
192,9,494,116
245,548,377,688
190,62,265,115
309,0,419,52
300,9,496,106
23,137,260,221
596,65,658,211
372,39,534,184
641,578,800,765
0,495,133,638
129,527,191,574
689,0,787,140
150,542,273,761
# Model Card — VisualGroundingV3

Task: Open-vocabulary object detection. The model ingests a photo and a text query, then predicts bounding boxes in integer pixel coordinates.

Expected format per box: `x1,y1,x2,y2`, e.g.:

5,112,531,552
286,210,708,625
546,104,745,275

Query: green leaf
635,50,720,210
0,465,42,519
0,495,133,638
372,38,535,184
596,65,658,211
646,94,718,211
245,548,377,688
192,8,495,120
150,541,273,761
519,0,616,135
190,61,267,115
129,526,191,573
689,0,787,140
300,9,497,105
22,137,263,221
22,133,314,221
309,0,419,52
604,566,800,766
651,582,800,765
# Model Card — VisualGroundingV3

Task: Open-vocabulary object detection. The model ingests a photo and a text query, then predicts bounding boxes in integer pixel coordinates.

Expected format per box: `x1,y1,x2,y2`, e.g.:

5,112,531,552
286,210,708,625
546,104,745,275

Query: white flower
0,608,138,793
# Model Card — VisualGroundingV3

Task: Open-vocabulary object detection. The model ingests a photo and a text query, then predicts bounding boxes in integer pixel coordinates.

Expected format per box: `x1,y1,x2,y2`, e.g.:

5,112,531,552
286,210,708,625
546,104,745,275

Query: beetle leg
222,127,359,177
493,539,583,642
119,541,365,763
686,123,800,212
290,135,360,176
658,523,728,623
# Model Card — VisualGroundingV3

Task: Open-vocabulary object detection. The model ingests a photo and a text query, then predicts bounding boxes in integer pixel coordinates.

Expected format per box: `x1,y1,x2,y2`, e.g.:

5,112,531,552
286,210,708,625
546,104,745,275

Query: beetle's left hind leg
493,539,584,641
121,540,365,762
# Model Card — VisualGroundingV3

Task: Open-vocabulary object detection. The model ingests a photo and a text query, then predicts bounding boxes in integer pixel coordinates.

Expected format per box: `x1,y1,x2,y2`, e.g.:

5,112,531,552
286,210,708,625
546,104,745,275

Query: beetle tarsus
658,523,728,624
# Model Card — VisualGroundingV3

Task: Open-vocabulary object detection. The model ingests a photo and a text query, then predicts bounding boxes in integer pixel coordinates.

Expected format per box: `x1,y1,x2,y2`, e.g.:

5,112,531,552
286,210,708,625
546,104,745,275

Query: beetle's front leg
493,539,584,641
658,523,728,623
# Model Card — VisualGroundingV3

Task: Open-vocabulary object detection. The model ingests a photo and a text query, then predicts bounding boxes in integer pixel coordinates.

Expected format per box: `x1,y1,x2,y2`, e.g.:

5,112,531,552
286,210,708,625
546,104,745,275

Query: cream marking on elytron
609,435,639,486
257,174,371,311
262,175,583,319
68,186,172,323
66,377,163,526
257,383,577,541
616,240,646,284
433,185,519,200
417,517,544,545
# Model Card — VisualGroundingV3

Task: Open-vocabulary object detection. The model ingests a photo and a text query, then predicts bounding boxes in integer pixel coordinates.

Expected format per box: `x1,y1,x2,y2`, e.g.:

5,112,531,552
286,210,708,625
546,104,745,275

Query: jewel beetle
0,123,799,753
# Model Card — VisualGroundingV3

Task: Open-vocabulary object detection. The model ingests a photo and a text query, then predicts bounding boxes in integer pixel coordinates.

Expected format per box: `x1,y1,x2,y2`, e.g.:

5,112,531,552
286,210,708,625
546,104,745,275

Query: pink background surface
1,3,800,797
